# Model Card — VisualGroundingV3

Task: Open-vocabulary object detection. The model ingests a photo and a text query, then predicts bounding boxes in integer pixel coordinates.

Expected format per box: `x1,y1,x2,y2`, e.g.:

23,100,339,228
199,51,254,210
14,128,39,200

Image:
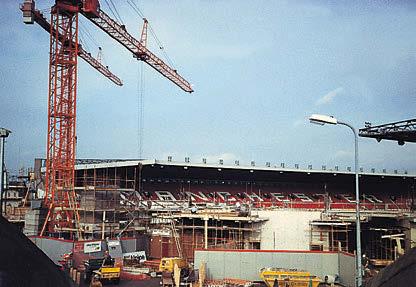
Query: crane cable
148,24,176,69
137,61,145,159
126,0,181,158
126,0,146,158
104,0,124,25
127,0,176,69
79,20,108,65
109,0,124,24
127,0,145,18
78,30,90,52
79,21,100,48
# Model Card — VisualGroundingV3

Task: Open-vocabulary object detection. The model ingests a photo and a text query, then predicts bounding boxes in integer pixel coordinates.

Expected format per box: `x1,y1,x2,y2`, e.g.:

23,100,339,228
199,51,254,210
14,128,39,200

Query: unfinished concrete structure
7,158,415,266
65,160,416,260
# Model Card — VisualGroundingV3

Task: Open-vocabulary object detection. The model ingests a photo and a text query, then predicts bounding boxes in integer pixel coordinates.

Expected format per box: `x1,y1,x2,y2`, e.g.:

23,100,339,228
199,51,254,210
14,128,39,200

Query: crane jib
82,8,193,93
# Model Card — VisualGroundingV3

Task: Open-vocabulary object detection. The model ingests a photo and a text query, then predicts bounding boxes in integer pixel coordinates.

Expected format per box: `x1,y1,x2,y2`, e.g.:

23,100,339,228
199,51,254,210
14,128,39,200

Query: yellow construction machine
85,257,121,285
159,257,191,287
260,268,322,287
93,266,121,285
159,257,188,273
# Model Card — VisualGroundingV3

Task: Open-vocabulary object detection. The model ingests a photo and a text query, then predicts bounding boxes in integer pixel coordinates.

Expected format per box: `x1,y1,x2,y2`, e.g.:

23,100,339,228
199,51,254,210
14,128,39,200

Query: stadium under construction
1,1,416,286
2,153,415,286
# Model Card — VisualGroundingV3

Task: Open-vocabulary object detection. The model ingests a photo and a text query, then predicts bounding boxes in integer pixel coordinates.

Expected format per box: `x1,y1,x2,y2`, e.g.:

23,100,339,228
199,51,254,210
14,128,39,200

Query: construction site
1,1,416,287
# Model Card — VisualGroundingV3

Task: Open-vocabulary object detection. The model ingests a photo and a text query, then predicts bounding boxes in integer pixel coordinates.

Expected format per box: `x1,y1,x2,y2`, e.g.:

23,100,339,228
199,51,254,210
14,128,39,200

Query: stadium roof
359,118,416,145
72,158,416,178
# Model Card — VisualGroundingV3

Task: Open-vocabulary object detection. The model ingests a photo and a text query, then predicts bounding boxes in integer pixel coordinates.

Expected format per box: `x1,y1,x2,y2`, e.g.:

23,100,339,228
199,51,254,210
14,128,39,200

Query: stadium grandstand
26,158,411,264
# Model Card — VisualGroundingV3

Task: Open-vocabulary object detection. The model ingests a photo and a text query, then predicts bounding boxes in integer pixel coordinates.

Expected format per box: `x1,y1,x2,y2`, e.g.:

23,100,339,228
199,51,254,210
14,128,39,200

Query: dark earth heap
0,215,74,287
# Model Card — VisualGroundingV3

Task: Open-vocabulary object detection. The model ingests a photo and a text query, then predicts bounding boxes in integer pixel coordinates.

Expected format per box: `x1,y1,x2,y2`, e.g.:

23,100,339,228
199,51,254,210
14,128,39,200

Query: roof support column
204,215,209,249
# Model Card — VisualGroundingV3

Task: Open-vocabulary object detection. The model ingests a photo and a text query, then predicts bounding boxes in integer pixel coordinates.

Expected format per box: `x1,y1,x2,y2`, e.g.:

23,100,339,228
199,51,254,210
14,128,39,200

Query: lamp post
0,128,11,217
309,114,362,287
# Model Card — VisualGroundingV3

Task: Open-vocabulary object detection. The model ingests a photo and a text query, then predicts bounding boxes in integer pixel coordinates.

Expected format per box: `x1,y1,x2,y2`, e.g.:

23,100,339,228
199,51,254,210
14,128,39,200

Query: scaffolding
309,221,351,252
71,164,266,258
147,210,264,260
75,165,149,239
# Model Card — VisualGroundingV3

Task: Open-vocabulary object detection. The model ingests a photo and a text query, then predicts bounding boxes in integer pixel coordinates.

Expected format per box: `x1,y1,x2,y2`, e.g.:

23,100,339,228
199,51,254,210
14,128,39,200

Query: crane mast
21,0,193,238
44,2,80,237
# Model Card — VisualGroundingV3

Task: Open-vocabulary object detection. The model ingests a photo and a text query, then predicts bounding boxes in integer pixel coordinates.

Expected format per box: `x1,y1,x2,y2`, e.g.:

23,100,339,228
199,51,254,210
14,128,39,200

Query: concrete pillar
75,271,81,285
0,137,5,216
102,210,106,240
410,221,416,250
199,261,206,287
71,268,76,281
204,215,208,249
400,218,415,252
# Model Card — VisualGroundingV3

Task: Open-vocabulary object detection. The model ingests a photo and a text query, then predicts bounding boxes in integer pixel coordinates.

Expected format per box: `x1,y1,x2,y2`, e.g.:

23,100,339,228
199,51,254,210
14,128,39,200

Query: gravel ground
117,278,160,287
78,274,160,287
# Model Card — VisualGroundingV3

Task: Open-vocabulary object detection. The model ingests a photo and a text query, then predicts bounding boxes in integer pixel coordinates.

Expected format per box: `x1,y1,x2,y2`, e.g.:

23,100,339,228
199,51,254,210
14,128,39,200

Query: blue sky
1,0,416,175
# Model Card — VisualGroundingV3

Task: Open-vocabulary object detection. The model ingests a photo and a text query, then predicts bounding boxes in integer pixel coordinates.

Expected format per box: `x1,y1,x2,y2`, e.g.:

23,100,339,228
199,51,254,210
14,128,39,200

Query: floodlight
0,128,11,138
309,114,337,125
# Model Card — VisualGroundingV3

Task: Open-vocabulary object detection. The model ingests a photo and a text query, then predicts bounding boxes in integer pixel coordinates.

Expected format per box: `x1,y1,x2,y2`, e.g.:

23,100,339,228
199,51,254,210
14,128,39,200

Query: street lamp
0,128,11,217
309,114,362,287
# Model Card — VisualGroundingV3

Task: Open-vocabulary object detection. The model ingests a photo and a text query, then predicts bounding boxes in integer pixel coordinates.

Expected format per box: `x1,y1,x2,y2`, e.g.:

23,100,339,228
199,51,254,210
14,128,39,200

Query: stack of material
79,188,120,210
5,206,29,222
80,190,95,210
23,207,47,236
204,279,252,287
204,280,226,287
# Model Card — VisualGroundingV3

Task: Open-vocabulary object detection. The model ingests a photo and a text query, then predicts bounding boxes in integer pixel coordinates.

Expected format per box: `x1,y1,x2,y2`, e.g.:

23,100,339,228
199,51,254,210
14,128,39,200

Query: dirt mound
0,215,74,287
364,247,416,287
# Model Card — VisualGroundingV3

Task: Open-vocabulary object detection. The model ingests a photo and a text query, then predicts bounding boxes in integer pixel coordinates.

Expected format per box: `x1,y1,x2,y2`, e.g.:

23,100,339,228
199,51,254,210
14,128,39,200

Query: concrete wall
252,210,322,250
121,238,137,253
121,236,149,255
338,252,356,287
30,237,73,264
29,236,149,265
195,249,356,287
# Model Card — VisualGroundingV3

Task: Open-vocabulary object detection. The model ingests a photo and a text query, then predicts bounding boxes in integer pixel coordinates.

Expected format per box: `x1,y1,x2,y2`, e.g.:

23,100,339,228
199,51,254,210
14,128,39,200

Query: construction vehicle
159,215,190,286
84,258,120,285
260,268,322,287
93,266,120,285
159,257,188,273
158,257,192,287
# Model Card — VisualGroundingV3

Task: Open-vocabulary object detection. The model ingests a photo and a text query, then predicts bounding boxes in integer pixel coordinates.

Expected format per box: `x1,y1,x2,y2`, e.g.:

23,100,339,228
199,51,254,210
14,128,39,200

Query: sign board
73,242,84,253
123,251,147,262
107,240,120,247
151,229,171,237
84,241,102,253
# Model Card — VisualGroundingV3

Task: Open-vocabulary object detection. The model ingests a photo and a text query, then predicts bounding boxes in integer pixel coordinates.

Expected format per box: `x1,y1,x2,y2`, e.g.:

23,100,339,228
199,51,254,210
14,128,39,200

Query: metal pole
339,121,362,287
204,216,208,249
0,137,4,216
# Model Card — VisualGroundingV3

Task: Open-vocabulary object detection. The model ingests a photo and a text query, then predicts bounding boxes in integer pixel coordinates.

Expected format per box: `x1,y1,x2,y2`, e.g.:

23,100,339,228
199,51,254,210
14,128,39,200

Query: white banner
151,229,171,237
107,240,120,247
123,251,147,262
84,241,102,253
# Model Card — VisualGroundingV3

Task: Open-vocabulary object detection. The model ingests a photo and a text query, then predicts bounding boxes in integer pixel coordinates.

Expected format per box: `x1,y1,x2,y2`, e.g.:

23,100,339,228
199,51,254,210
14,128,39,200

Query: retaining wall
29,235,149,265
195,249,356,287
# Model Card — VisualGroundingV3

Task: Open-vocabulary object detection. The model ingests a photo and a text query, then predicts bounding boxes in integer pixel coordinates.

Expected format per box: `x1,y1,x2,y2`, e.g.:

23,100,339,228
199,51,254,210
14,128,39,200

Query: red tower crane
21,0,193,239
